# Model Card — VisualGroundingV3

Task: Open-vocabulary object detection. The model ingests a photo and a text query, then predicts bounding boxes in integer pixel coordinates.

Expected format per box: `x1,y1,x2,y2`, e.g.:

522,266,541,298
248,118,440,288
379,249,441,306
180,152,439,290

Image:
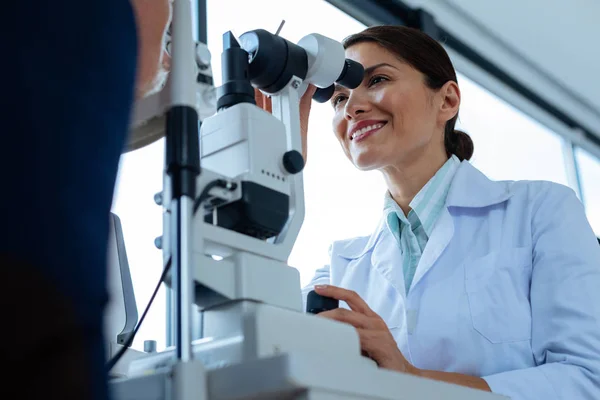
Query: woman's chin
351,153,383,171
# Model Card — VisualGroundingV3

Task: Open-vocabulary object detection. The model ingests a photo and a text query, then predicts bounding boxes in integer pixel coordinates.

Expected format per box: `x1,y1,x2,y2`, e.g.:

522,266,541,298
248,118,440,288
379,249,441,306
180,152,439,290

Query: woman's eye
332,94,347,107
369,75,388,86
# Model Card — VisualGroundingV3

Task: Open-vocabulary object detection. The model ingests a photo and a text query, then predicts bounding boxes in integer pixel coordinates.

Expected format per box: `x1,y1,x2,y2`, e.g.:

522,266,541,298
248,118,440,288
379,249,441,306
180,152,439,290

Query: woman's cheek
332,112,346,141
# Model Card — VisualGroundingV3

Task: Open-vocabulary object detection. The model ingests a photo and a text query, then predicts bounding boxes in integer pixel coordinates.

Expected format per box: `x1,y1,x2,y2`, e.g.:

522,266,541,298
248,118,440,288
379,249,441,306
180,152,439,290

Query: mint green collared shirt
384,155,461,294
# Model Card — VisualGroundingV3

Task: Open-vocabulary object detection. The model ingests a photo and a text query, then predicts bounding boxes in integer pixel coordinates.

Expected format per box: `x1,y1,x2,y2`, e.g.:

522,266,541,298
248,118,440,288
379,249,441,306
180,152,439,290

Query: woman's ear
439,80,461,122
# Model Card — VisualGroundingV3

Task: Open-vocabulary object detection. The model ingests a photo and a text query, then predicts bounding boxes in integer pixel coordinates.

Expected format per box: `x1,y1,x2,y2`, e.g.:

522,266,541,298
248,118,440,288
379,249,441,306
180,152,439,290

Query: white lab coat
302,160,600,400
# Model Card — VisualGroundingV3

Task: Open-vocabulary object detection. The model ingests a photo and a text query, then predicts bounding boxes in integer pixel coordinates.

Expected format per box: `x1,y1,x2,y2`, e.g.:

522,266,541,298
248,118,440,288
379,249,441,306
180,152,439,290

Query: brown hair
343,25,474,161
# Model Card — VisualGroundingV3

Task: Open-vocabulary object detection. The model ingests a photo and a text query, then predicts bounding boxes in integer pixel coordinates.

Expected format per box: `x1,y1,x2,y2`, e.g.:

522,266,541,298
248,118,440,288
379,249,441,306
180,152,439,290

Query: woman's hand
313,285,418,375
314,285,491,392
254,85,317,163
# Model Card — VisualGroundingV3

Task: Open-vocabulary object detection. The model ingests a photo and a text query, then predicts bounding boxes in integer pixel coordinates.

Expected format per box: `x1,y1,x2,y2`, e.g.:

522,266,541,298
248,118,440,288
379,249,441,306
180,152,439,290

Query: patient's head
131,0,171,99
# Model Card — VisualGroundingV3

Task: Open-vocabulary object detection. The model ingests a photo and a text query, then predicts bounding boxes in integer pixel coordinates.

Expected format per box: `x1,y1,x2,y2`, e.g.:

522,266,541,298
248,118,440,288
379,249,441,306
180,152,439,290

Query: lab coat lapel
410,207,454,291
409,161,513,291
371,226,406,300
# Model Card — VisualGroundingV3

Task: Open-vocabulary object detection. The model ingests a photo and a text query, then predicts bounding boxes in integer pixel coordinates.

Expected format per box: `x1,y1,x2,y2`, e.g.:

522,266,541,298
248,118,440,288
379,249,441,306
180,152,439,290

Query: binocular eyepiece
217,29,364,110
312,58,363,103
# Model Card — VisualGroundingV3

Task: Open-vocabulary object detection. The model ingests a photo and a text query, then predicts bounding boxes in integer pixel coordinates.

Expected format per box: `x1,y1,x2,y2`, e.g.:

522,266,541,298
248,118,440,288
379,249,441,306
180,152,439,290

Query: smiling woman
330,27,473,214
300,25,600,399
109,1,599,398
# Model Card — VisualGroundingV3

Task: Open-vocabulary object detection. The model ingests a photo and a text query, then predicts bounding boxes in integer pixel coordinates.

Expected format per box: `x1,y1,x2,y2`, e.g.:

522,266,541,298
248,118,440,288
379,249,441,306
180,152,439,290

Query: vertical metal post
167,0,200,363
170,199,195,361
166,288,172,347
166,0,207,351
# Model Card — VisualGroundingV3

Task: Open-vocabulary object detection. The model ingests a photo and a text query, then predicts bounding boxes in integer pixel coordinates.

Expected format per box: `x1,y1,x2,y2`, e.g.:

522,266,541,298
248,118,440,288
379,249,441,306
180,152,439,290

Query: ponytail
444,125,474,161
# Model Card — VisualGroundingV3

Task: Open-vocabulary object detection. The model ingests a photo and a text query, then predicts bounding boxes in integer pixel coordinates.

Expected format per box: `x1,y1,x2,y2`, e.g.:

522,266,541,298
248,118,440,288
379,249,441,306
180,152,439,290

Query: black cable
106,180,235,371
106,256,172,372
192,179,235,214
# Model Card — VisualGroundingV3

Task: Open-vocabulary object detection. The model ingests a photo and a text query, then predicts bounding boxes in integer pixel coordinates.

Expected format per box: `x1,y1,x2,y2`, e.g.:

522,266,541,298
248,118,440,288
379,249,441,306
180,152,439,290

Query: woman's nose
344,93,369,120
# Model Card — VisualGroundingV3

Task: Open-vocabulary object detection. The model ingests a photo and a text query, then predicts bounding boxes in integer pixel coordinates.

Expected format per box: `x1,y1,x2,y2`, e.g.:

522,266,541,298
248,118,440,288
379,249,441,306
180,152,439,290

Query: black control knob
282,150,304,174
306,290,339,314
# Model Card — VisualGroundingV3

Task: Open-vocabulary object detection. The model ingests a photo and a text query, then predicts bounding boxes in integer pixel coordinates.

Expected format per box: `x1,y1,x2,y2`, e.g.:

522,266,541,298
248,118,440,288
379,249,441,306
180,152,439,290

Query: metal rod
168,0,199,363
171,198,195,361
166,286,173,347
275,20,286,36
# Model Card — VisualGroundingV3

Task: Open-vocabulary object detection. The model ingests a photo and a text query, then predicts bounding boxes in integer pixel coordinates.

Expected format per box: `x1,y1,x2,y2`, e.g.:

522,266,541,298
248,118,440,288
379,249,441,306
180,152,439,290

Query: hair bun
451,129,474,161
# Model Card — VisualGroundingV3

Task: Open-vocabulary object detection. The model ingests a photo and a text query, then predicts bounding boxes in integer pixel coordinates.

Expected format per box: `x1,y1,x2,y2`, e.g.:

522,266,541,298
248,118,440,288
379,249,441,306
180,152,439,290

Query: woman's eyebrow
331,63,398,94
333,83,347,93
363,62,398,75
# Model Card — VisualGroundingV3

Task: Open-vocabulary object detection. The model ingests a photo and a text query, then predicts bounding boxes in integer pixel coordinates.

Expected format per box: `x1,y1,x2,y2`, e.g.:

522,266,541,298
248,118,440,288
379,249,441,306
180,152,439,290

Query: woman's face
331,42,455,171
131,0,172,98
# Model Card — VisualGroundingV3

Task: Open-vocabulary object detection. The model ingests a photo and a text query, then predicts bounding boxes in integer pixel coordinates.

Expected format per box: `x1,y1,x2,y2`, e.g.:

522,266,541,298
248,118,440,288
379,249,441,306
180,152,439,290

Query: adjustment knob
282,150,304,174
144,340,157,353
306,290,339,314
153,192,163,206
195,43,212,70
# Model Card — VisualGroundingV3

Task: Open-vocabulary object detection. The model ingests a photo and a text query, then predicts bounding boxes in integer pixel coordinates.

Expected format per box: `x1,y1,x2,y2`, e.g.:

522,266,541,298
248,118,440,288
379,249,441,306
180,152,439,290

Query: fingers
255,84,314,113
356,328,386,344
255,85,312,116
300,84,317,105
319,308,372,329
298,85,315,163
314,285,376,316
356,328,410,372
299,84,315,125
356,328,391,366
253,88,272,112
253,88,263,108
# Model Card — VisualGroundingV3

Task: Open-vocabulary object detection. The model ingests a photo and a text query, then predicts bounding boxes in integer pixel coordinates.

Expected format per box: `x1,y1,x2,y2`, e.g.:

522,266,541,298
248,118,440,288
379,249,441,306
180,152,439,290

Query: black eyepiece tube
312,84,335,103
337,59,364,89
217,31,256,111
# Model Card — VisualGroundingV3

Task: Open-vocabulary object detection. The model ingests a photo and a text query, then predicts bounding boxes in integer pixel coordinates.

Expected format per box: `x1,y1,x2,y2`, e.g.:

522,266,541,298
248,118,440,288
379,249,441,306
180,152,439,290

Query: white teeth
352,123,384,140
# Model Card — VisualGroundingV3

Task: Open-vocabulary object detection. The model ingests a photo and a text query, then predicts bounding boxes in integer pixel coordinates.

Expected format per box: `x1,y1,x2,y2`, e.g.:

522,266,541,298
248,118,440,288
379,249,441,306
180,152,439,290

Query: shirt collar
337,160,515,260
383,155,461,236
446,160,514,207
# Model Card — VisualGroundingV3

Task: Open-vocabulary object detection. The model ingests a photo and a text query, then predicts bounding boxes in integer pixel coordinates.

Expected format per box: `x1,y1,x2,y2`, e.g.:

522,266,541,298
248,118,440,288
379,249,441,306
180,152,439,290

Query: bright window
575,147,600,236
111,140,166,351
456,73,569,186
